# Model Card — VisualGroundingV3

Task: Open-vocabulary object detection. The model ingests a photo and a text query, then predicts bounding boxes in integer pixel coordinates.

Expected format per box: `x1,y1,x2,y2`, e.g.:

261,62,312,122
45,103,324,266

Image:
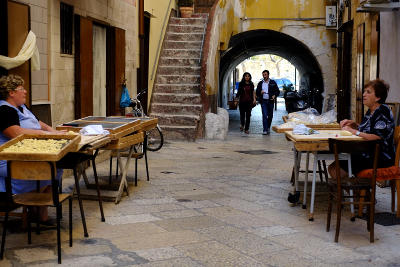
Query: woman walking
236,72,256,134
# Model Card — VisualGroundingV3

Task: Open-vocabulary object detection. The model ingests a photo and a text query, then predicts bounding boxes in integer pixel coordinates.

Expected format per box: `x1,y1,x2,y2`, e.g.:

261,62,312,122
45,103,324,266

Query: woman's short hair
0,74,24,100
365,79,389,104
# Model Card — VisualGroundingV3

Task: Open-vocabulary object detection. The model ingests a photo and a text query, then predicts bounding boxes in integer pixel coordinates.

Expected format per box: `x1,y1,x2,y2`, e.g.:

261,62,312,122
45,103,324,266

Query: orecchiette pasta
3,139,69,153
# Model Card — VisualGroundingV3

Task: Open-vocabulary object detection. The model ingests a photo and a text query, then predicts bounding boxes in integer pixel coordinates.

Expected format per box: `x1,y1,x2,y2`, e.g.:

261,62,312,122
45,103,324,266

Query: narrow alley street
3,103,400,266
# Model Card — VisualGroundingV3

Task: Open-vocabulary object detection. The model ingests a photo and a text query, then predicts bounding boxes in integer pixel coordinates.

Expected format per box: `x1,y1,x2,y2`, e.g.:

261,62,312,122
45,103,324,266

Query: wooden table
285,130,362,221
56,135,111,233
57,117,158,204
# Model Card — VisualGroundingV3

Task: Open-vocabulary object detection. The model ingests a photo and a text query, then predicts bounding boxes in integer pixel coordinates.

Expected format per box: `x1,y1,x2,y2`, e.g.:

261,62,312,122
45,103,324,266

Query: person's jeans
261,99,274,132
239,102,252,131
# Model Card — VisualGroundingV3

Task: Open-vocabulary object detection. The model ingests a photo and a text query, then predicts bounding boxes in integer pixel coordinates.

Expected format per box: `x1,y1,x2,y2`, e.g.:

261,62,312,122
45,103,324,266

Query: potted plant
178,0,194,18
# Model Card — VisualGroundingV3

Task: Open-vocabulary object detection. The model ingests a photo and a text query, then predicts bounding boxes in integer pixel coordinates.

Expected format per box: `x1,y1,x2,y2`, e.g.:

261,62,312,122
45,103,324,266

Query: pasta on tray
2,138,69,153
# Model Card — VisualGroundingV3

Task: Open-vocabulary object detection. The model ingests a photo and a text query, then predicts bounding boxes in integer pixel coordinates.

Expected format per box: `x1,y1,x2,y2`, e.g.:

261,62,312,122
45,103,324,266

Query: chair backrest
5,161,59,205
394,126,400,166
7,161,56,181
328,139,380,187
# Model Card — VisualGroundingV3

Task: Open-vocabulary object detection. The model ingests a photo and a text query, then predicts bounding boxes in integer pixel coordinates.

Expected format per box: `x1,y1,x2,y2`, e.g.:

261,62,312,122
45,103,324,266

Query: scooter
284,90,308,113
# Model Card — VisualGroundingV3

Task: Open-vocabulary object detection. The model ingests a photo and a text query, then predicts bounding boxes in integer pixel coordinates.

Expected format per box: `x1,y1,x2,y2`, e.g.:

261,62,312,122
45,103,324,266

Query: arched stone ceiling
220,29,324,92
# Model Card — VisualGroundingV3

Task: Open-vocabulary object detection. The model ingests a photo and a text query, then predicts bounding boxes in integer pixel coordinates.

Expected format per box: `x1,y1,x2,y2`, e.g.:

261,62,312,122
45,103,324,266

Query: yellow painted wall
144,0,177,106
205,0,337,108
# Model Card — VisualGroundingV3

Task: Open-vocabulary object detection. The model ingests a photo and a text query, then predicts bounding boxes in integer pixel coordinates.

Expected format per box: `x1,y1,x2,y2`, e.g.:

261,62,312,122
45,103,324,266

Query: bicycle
127,89,164,152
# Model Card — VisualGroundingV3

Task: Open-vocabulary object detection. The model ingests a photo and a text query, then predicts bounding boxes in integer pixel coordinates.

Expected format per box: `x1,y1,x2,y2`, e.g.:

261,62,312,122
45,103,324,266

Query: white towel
79,125,110,136
293,124,319,135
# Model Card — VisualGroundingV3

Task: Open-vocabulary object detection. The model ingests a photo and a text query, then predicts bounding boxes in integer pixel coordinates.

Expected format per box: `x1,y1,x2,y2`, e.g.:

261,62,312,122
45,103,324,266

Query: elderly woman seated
0,74,64,222
328,79,395,178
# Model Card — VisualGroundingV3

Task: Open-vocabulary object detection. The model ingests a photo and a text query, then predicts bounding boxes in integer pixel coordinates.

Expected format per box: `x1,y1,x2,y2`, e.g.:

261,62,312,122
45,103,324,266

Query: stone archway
220,29,324,113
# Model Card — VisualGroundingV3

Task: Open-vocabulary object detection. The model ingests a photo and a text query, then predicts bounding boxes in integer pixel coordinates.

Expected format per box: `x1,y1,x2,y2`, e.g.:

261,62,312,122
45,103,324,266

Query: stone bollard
205,107,229,140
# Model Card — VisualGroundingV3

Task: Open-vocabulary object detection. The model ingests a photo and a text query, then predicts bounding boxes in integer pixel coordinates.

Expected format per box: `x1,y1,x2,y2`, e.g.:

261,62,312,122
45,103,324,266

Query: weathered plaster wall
48,0,137,126
204,0,337,110
380,12,400,103
145,0,177,107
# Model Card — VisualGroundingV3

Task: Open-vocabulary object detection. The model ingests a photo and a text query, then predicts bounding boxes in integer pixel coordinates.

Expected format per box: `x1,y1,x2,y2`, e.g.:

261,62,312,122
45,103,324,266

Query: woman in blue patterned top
329,79,395,178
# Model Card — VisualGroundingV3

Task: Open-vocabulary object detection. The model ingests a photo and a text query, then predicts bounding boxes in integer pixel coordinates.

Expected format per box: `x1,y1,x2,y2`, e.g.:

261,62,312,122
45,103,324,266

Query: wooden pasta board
0,134,81,161
137,117,158,132
56,116,141,140
285,130,362,142
272,123,340,133
103,132,144,150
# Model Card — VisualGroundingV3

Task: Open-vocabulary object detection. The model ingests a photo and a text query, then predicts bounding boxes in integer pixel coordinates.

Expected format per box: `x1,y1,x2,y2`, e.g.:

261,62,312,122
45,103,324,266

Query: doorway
93,24,107,117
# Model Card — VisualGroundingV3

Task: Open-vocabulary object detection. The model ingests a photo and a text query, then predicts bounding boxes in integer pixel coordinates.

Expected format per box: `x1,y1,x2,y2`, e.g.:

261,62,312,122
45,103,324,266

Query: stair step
162,49,201,58
159,57,200,66
150,113,200,126
151,103,202,115
156,75,200,84
164,40,202,50
160,126,199,141
153,92,201,103
190,13,209,19
158,66,201,75
168,24,205,33
170,17,207,26
165,32,203,42
154,84,200,93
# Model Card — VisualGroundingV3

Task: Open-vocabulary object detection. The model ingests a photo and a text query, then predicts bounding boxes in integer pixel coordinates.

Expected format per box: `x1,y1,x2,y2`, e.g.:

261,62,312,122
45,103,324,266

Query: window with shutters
60,2,73,54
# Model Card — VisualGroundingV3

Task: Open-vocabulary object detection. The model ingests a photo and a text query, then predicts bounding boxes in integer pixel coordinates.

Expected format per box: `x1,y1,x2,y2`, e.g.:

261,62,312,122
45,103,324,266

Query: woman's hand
342,126,357,135
340,119,357,129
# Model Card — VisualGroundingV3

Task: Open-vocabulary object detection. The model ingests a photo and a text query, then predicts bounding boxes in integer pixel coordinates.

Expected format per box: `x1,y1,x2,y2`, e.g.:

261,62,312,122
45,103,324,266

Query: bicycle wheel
147,125,163,151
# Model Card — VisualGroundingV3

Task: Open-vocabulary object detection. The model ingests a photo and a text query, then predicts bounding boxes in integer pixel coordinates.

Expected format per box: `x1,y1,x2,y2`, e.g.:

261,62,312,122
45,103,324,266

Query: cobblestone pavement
3,101,400,266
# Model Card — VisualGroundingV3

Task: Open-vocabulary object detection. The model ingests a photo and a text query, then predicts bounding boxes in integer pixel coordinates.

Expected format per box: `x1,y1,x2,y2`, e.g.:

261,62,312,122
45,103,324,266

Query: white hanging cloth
0,31,40,71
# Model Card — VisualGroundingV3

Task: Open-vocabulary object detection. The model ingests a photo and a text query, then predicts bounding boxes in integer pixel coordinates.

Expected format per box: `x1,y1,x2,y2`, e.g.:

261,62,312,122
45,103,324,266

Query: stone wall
202,0,337,112
380,12,400,103
48,0,137,126
12,0,49,105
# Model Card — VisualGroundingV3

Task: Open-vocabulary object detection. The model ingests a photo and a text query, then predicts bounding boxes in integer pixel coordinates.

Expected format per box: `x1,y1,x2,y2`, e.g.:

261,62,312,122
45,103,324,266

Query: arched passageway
220,29,324,113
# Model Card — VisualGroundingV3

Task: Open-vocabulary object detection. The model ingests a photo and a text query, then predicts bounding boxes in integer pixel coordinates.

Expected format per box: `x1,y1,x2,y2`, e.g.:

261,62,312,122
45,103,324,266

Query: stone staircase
149,14,208,141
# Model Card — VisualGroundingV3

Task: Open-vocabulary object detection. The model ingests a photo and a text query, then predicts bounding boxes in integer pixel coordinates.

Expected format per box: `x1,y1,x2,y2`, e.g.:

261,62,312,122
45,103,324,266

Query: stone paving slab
2,106,400,266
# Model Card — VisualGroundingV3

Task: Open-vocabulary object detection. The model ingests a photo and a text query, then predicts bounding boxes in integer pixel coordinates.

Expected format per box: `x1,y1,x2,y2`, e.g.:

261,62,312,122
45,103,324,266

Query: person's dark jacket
236,81,254,104
256,79,280,102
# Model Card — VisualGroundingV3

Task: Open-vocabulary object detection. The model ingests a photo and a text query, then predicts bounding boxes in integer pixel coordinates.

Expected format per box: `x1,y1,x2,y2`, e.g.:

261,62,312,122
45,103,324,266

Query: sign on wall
326,6,337,28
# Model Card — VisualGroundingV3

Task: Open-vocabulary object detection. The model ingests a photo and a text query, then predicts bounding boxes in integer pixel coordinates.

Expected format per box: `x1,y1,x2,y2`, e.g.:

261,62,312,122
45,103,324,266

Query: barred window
60,2,73,54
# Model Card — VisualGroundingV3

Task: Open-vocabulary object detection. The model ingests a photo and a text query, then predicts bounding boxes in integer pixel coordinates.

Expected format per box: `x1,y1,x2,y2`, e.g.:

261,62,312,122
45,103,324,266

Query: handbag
119,85,131,108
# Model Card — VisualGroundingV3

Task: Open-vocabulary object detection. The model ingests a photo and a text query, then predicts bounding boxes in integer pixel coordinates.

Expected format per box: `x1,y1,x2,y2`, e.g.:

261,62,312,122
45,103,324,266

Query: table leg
303,152,310,209
347,154,355,221
91,150,105,222
115,146,134,204
309,153,318,221
73,168,88,237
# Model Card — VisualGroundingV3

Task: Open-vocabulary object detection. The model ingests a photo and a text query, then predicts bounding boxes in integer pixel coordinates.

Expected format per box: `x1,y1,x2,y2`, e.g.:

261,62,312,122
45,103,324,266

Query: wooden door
106,27,125,116
356,23,365,123
74,15,93,119
370,14,380,79
0,0,31,108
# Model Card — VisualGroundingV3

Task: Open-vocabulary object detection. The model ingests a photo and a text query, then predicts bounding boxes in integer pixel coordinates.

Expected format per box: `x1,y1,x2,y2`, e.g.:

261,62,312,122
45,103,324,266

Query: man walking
256,70,280,135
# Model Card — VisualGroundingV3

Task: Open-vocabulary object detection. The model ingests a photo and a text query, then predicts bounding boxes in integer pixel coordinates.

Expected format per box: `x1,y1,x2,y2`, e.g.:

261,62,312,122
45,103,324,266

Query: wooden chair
356,126,400,217
1,161,73,264
0,192,22,260
327,139,380,243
